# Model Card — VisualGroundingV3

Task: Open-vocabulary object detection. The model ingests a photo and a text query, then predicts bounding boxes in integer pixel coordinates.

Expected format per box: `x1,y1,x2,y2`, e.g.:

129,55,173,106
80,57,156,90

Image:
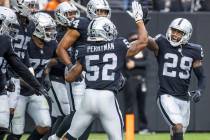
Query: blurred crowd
0,0,209,12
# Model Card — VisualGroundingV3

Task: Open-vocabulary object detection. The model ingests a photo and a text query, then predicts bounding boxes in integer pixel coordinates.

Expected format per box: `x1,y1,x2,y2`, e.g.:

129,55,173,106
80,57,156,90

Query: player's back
76,37,128,92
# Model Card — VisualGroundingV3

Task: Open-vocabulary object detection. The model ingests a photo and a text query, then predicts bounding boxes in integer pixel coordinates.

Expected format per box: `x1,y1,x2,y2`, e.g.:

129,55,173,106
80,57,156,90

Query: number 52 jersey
155,34,204,100
75,37,129,93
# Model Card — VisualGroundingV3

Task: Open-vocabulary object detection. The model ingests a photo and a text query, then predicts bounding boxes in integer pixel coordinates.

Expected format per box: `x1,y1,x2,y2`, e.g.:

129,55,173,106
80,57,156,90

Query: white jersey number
163,53,193,79
30,59,50,78
85,53,117,81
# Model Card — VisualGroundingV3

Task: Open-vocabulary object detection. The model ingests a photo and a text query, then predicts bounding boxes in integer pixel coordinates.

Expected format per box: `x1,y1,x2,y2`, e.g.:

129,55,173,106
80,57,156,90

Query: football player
47,1,79,136
9,12,57,140
147,18,205,140
49,0,111,139
0,6,49,140
64,1,148,139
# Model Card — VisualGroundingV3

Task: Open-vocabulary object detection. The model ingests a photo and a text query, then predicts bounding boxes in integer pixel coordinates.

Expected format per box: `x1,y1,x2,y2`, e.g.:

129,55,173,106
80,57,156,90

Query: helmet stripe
178,18,184,25
102,0,107,6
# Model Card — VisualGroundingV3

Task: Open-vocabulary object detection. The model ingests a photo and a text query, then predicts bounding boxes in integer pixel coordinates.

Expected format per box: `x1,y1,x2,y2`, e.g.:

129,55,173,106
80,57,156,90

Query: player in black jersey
49,0,112,140
65,1,148,139
0,6,49,140
6,1,39,139
46,1,79,137
147,18,205,140
9,12,57,140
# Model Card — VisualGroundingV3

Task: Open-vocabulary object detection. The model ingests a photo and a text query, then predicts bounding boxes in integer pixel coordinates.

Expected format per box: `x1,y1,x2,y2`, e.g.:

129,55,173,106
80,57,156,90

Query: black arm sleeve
23,49,31,67
6,54,42,91
193,66,206,91
133,59,147,68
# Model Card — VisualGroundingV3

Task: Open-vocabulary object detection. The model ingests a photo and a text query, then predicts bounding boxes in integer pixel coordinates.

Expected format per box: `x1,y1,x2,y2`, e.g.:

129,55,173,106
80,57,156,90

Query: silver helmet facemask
166,18,193,47
33,12,57,42
86,0,111,20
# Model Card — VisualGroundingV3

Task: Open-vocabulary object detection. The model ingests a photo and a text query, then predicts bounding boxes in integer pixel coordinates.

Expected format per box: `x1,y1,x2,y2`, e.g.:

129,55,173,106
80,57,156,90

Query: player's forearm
193,66,206,91
136,21,148,48
56,46,72,65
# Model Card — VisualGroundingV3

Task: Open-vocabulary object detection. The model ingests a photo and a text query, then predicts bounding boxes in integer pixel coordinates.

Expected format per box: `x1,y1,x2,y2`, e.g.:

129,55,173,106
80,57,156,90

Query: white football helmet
10,0,39,17
55,1,80,26
86,0,111,20
87,17,118,41
33,12,57,42
166,18,193,47
0,6,19,38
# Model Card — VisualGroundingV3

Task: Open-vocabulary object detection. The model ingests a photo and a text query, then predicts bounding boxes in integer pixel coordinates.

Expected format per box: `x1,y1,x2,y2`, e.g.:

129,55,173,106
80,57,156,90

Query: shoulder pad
68,17,90,30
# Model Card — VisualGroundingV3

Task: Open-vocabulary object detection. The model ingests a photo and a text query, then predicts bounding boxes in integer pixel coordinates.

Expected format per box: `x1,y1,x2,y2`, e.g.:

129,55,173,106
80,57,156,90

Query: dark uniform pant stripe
158,96,175,126
114,98,123,138
69,83,76,112
51,81,65,116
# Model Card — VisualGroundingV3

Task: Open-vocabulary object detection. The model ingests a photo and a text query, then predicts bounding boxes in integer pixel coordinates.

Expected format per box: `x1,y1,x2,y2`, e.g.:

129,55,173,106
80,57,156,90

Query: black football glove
67,63,74,70
189,90,202,103
42,75,51,91
6,79,15,92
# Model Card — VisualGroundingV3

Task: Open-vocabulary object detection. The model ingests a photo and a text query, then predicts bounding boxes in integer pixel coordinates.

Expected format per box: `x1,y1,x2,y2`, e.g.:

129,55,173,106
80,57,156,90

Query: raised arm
127,1,148,57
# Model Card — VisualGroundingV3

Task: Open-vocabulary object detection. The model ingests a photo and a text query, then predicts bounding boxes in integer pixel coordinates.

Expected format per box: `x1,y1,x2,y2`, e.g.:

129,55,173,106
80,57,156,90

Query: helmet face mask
33,12,57,42
86,0,111,20
0,6,19,39
87,17,118,42
11,0,39,17
166,18,193,47
55,1,80,26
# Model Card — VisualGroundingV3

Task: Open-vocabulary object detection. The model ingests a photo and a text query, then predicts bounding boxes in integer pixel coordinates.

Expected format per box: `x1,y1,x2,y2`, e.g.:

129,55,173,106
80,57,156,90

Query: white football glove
132,0,143,23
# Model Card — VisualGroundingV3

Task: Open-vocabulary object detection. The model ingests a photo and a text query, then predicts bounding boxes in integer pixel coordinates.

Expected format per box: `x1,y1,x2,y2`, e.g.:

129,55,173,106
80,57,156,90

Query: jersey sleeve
196,45,204,60
68,17,89,34
154,34,164,46
115,37,130,54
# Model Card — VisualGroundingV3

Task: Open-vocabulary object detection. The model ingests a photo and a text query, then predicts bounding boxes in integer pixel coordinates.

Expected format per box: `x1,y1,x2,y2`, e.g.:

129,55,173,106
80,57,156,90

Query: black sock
0,128,8,140
173,132,183,140
66,133,77,140
56,112,75,138
0,133,6,140
51,116,65,134
27,129,44,140
7,134,22,140
78,123,92,140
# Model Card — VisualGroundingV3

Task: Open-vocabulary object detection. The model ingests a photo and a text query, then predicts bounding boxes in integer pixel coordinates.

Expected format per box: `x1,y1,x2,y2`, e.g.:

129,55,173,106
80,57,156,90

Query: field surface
18,133,210,140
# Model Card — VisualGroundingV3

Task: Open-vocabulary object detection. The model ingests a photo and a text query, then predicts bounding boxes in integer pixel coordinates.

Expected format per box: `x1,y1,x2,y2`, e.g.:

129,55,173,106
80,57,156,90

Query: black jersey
27,39,57,80
21,39,57,96
8,19,35,78
12,19,35,65
68,17,90,64
155,34,204,100
0,35,42,94
49,24,67,78
76,37,129,93
0,36,13,92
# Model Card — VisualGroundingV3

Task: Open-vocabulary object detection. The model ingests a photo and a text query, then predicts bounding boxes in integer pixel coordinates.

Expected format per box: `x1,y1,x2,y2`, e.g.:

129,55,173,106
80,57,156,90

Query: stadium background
23,11,210,133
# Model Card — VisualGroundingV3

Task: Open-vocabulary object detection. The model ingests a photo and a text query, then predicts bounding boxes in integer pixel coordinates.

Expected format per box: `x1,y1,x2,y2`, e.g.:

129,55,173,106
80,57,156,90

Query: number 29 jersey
155,34,204,100
76,37,129,93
